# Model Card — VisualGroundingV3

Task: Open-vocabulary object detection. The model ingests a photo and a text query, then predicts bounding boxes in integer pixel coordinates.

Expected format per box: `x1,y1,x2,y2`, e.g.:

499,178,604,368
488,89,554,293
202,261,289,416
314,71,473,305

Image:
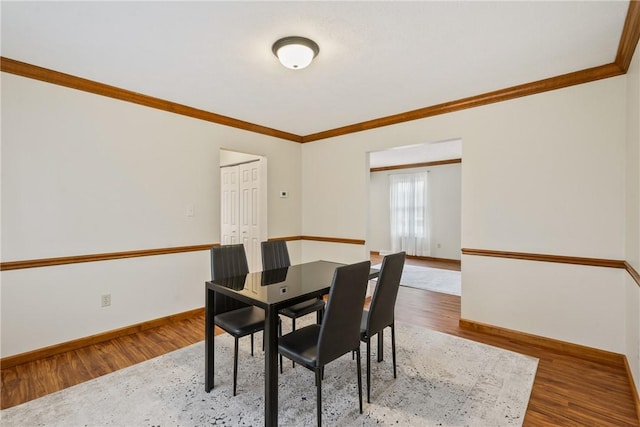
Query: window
389,172,430,256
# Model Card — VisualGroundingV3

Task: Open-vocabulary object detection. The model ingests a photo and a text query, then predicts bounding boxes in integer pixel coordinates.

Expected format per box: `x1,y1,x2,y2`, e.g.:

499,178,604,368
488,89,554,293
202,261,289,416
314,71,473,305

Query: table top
207,260,378,310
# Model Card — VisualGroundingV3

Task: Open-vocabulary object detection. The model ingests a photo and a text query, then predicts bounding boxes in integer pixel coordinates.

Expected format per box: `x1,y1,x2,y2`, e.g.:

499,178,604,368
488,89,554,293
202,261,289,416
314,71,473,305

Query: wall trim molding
300,235,366,245
0,244,215,271
267,236,303,242
460,318,640,410
0,237,368,271
370,251,461,266
461,247,625,268
0,57,623,144
0,308,205,369
301,63,623,142
406,254,461,265
624,355,640,423
302,1,637,142
625,261,640,287
370,158,461,173
0,57,302,143
461,248,639,287
459,318,625,366
1,3,637,144
270,235,366,245
616,0,640,73
1,243,633,282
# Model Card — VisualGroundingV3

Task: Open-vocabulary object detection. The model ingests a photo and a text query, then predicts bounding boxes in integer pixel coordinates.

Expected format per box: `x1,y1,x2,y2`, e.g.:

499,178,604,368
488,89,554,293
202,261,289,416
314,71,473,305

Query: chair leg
366,337,371,403
279,320,283,374
391,323,397,379
233,337,239,396
251,333,254,356
356,347,363,414
316,369,322,427
292,318,296,368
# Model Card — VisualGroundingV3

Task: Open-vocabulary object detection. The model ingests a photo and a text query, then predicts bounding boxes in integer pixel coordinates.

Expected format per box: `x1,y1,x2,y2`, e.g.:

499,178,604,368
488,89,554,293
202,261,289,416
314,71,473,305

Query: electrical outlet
101,294,111,307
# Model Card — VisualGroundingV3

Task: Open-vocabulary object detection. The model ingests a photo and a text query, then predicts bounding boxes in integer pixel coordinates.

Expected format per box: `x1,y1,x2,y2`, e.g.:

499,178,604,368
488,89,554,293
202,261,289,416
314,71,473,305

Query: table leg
205,287,215,392
377,329,384,363
264,305,279,427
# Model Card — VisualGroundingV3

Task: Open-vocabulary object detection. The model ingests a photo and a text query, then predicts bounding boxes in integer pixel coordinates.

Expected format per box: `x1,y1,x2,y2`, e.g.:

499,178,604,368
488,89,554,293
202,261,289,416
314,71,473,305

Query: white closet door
239,161,262,272
220,166,239,245
220,158,266,272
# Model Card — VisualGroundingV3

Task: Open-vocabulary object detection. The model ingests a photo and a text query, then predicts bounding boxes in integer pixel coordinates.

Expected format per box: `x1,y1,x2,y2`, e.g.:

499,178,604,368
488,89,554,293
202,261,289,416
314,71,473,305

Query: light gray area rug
373,263,462,296
1,322,537,426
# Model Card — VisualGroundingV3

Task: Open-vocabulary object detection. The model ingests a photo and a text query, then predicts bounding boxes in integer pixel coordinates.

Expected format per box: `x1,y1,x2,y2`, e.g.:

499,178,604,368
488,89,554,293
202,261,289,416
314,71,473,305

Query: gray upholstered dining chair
211,244,266,396
278,260,371,426
360,251,405,403
261,240,325,370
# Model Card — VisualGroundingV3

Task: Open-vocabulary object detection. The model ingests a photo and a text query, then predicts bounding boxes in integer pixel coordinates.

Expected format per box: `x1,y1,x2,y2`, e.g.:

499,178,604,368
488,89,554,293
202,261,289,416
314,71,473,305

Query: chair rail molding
461,248,639,287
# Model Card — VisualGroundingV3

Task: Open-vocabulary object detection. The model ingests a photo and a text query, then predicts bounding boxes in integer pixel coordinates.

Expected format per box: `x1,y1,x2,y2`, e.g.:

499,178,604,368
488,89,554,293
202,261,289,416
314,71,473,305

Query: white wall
0,73,302,357
369,163,461,260
301,75,628,354
625,43,640,394
2,58,638,389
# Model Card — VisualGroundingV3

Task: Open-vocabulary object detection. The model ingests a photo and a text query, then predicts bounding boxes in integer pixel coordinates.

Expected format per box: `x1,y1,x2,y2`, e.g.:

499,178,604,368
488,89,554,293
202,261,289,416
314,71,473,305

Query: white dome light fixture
272,36,319,70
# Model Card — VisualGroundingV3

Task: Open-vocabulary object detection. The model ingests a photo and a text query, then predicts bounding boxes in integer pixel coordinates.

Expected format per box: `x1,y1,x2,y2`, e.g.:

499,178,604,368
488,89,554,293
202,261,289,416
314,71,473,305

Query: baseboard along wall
0,308,205,369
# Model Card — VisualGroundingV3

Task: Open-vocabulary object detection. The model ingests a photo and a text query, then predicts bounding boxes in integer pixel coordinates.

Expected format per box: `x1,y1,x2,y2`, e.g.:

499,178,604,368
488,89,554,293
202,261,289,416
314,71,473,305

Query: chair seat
279,298,325,318
215,306,265,337
278,324,321,368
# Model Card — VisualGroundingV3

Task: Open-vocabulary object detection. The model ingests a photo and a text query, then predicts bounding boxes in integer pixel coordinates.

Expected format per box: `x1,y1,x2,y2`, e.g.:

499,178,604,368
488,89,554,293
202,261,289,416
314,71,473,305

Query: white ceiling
1,1,629,139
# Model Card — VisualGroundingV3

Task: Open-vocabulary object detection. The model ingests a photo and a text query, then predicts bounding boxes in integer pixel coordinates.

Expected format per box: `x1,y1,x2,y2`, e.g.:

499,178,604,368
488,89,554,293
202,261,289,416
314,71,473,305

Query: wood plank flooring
2,256,638,426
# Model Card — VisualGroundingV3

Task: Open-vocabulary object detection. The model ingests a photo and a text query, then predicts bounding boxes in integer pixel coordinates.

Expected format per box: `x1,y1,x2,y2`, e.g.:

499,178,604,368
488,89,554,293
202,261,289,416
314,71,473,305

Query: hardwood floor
2,256,638,426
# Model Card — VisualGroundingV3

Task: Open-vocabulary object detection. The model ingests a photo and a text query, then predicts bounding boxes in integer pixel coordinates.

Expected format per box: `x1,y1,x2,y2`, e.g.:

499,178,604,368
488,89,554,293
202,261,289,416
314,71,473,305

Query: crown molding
301,63,623,143
371,158,461,173
615,0,640,73
0,57,302,143
1,3,638,143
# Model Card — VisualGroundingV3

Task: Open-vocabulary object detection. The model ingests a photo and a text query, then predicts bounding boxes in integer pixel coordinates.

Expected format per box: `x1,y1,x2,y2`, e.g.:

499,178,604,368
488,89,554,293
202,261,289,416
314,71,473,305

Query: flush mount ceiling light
272,36,319,70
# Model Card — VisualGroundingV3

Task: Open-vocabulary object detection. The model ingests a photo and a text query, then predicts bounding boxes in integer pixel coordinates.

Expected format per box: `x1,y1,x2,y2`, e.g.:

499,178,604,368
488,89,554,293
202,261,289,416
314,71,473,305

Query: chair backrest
261,240,291,270
366,252,405,335
211,244,250,315
316,260,371,366
211,244,250,280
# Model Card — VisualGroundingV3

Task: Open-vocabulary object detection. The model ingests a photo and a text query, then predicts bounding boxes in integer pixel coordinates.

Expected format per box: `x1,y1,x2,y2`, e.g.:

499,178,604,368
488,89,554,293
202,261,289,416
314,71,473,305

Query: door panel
221,167,238,245
239,161,262,272
220,158,265,272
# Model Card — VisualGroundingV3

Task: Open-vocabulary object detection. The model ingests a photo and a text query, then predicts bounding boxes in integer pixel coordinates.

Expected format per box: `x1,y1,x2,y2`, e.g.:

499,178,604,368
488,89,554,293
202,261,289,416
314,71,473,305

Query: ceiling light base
272,36,319,70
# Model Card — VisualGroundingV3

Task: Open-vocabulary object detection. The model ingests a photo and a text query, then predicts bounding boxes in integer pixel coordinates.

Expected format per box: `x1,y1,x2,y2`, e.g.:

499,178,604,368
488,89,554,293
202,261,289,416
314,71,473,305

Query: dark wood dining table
205,260,379,427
